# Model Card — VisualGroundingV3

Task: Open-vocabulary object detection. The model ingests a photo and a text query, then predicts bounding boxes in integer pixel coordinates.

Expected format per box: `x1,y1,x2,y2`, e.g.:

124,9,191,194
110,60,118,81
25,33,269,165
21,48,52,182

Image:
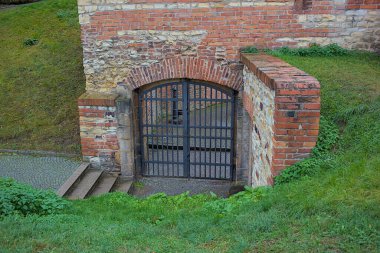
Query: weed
23,38,39,46
268,43,350,57
133,181,145,188
241,46,259,54
0,178,70,216
275,117,339,185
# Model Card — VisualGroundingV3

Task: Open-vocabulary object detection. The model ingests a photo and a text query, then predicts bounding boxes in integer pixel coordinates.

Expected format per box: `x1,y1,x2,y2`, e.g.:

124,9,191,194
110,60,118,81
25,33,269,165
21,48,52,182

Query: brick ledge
240,53,320,92
78,92,119,107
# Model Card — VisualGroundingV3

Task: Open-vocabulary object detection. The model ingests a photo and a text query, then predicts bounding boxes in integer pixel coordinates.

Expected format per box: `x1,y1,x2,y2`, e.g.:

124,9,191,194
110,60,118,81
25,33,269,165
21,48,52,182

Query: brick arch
125,57,243,91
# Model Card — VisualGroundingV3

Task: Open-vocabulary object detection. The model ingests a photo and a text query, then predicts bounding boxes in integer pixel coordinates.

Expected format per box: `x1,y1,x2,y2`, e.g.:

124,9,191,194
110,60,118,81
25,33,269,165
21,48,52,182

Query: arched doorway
138,79,236,180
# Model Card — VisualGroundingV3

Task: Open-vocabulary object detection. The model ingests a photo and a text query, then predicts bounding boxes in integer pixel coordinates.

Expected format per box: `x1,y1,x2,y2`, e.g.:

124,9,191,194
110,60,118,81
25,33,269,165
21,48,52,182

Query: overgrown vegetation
0,0,85,153
275,116,339,184
241,45,259,54
268,43,350,57
0,0,379,251
242,43,350,57
1,49,379,251
0,178,69,216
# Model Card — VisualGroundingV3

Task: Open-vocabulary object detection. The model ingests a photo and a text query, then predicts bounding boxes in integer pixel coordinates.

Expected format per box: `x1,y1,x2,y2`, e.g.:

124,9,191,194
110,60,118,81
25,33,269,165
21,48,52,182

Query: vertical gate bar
221,92,224,178
214,90,218,178
182,79,190,178
155,91,162,176
202,85,205,178
219,91,223,176
153,91,157,175
160,87,164,176
205,87,208,178
204,87,208,178
197,85,200,177
200,85,203,177
165,86,169,176
174,83,177,176
139,91,145,176
216,91,220,178
210,87,214,178
158,90,161,175
145,92,150,175
146,92,150,173
195,84,199,177
170,83,174,177
230,92,235,180
192,83,196,177
176,83,179,176
151,91,155,175
223,96,229,179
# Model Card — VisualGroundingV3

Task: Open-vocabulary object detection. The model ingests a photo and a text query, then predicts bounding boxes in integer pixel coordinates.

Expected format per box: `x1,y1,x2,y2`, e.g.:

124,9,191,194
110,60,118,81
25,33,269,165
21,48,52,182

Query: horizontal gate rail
143,134,232,140
147,144,231,152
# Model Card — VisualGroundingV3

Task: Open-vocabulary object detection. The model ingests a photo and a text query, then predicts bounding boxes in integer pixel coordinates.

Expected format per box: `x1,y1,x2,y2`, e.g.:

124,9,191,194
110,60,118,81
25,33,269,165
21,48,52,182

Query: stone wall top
240,53,320,92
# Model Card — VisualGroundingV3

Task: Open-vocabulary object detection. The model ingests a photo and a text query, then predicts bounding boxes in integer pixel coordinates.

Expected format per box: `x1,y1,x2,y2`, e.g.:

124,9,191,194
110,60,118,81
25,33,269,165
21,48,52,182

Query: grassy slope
0,0,379,252
0,0,85,153
0,58,379,251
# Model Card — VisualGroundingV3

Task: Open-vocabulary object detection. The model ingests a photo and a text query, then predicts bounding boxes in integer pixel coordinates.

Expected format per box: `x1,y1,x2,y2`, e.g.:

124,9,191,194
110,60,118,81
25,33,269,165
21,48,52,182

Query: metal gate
139,79,235,180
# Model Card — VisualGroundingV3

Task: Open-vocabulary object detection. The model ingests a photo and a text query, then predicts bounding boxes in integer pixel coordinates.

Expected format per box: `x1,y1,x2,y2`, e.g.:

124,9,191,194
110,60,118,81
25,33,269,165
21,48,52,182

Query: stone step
67,169,103,200
112,177,133,193
89,174,118,197
57,162,89,197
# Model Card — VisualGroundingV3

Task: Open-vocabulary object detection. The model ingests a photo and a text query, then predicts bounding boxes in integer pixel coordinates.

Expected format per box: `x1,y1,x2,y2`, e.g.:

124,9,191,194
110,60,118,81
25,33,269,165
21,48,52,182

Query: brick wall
78,0,379,93
346,0,380,9
241,53,320,183
78,93,120,171
77,0,372,181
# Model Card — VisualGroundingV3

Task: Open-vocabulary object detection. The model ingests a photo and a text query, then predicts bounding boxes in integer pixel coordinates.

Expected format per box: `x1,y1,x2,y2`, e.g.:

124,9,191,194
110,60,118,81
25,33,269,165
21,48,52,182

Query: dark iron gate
139,79,235,180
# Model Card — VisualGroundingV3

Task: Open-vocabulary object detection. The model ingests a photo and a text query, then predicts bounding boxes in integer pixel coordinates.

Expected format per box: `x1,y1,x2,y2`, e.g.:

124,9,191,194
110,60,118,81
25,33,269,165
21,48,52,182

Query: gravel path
0,154,81,190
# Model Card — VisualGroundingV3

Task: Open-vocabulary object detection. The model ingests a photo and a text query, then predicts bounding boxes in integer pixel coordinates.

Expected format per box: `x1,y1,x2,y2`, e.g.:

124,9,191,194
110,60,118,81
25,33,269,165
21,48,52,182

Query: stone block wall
241,53,320,184
242,68,276,186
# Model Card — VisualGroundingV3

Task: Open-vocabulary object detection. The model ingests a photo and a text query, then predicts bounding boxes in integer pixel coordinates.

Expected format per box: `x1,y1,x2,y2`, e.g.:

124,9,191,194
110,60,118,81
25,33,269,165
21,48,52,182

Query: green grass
0,0,380,251
0,53,379,252
0,0,85,153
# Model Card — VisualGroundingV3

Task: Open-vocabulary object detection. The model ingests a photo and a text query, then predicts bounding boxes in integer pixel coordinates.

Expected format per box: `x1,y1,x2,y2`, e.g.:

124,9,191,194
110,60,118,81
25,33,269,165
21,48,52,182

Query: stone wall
77,0,379,93
243,67,275,186
293,9,380,51
241,53,320,184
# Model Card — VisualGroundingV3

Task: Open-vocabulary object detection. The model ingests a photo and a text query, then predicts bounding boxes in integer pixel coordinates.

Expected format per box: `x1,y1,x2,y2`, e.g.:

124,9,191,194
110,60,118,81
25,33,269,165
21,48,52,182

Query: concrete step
57,163,89,197
67,169,103,200
89,174,118,197
112,177,133,193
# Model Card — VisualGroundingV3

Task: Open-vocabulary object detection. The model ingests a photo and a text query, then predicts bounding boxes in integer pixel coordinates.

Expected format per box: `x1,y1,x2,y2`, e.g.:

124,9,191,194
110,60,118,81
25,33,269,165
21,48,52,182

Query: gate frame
136,78,237,180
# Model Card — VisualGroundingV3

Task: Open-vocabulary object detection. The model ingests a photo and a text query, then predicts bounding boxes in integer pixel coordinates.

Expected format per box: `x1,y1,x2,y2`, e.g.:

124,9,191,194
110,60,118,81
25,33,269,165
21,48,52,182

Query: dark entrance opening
138,79,235,180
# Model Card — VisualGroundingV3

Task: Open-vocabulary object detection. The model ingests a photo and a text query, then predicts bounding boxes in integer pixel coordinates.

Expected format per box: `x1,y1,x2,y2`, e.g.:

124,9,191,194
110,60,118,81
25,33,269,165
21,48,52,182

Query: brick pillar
78,92,120,172
241,53,320,185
